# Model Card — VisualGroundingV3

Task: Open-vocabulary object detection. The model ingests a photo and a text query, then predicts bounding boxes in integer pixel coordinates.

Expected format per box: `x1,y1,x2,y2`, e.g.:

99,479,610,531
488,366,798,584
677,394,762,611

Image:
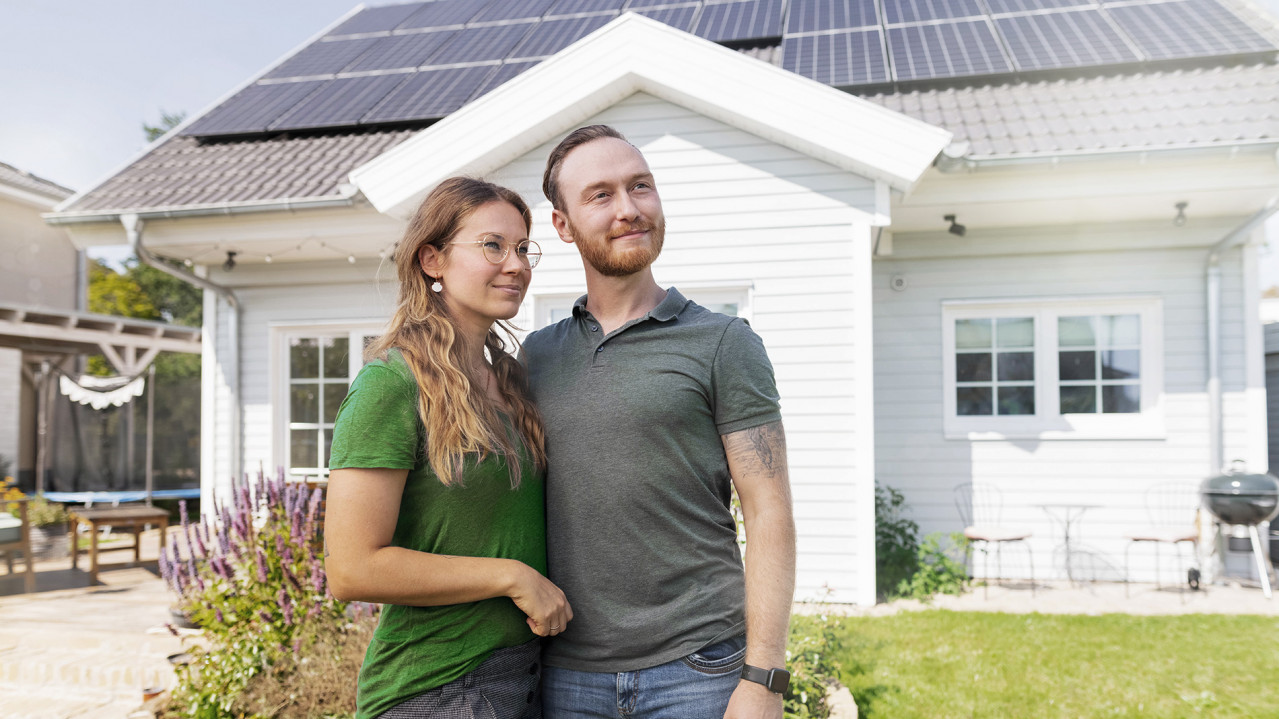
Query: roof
868,61,1279,159
52,0,1279,216
62,130,416,213
0,161,73,204
349,13,952,218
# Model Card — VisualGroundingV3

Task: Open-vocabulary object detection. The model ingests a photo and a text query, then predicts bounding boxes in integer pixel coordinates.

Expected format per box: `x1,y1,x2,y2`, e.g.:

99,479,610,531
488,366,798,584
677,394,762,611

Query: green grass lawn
805,611,1279,718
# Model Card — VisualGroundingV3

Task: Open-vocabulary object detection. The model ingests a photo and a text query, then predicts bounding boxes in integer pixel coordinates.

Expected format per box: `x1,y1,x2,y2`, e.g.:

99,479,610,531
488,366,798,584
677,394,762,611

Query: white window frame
942,296,1164,440
530,283,753,330
270,322,382,479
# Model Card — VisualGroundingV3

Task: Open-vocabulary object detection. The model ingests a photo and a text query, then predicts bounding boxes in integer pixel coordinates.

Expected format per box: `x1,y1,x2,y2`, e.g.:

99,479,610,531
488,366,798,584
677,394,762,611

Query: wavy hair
365,177,546,487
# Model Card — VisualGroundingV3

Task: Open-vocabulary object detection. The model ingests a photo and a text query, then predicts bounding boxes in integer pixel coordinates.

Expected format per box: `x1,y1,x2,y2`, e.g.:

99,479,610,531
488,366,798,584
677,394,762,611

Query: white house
46,0,1279,603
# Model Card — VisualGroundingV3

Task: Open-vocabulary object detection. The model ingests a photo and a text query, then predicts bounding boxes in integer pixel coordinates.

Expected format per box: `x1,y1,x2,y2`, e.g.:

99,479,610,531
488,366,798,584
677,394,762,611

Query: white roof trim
351,12,951,219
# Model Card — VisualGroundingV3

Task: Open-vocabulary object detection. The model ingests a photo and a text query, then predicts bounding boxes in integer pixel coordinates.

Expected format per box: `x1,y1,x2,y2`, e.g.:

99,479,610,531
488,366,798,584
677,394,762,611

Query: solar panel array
183,0,1276,137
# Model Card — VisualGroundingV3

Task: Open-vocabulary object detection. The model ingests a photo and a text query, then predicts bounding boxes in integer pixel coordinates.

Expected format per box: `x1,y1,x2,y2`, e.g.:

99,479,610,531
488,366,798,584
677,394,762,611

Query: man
522,124,797,718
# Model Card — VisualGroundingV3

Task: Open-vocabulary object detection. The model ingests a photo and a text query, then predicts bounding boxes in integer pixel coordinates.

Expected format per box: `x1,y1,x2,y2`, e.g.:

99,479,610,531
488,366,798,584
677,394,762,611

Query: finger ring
549,625,561,631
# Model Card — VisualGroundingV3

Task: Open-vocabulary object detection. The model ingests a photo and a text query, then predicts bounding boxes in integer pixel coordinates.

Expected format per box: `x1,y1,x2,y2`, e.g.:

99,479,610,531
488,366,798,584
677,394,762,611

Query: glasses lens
480,238,506,264
521,240,542,269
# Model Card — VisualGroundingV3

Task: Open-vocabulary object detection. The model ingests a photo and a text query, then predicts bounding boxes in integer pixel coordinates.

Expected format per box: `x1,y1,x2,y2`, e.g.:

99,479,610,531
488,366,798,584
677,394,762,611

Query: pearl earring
431,278,443,293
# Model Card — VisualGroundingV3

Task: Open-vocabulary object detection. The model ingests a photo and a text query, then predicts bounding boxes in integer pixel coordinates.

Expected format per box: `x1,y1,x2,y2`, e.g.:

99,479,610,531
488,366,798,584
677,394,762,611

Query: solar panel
882,0,985,24
509,14,614,57
327,4,429,36
182,80,328,136
996,9,1139,70
431,22,539,64
469,60,541,100
887,20,1013,81
269,74,411,130
781,28,889,85
1106,0,1274,60
624,0,695,9
786,0,880,34
399,0,493,29
694,0,784,41
263,38,381,79
364,65,499,121
633,5,700,31
344,31,459,72
472,0,557,22
985,0,1094,13
547,0,625,15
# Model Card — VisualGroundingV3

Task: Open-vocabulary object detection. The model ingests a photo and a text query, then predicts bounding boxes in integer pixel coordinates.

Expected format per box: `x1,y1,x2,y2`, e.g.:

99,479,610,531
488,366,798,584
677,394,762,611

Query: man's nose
612,191,640,221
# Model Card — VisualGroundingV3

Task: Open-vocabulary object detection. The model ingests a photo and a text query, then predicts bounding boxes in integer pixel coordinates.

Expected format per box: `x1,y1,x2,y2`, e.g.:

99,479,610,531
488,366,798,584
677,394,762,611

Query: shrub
894,531,970,601
159,470,364,718
874,482,919,601
2,478,69,527
785,610,846,718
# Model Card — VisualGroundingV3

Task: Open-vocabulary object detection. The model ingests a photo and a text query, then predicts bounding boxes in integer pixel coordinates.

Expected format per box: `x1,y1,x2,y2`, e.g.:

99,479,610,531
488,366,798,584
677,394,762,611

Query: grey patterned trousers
379,640,543,719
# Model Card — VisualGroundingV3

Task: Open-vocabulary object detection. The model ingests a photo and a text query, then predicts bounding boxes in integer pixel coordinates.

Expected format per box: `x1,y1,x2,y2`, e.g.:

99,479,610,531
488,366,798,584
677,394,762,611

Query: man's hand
724,680,783,719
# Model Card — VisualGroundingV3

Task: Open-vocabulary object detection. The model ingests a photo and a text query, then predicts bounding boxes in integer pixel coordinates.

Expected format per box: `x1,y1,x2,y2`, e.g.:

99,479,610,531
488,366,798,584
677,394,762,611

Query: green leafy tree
144,109,187,142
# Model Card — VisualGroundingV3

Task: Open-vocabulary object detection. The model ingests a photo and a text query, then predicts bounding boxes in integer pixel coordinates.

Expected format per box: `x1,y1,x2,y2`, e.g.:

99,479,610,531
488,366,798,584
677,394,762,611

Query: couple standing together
325,125,797,719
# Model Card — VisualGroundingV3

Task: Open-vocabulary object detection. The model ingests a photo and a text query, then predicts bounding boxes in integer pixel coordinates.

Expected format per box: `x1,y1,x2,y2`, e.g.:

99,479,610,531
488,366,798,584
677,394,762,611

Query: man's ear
418,244,445,277
551,209,575,245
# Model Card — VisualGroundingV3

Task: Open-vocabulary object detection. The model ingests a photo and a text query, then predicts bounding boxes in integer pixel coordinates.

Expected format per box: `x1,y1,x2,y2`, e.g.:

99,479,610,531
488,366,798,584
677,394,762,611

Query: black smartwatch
740,664,790,694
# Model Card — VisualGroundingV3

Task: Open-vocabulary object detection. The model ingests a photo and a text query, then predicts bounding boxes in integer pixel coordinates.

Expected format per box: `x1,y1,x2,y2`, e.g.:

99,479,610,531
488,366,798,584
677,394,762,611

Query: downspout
1206,197,1279,475
120,213,242,486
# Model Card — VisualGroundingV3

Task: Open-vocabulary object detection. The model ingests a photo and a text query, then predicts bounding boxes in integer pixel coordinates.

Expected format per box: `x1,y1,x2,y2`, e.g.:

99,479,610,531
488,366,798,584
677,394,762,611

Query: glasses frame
449,236,542,269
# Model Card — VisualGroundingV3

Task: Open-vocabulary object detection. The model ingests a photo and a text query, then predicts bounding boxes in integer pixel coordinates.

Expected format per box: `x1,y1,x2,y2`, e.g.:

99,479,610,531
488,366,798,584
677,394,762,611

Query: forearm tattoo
740,421,785,472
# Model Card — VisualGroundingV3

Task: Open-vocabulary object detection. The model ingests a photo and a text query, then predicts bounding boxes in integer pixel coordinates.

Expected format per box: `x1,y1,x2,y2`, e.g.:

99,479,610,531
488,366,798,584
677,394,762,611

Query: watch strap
740,664,790,694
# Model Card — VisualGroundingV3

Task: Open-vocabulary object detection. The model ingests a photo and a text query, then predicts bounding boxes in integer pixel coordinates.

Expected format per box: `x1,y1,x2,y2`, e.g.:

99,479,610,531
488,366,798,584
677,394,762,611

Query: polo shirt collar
571,287,689,323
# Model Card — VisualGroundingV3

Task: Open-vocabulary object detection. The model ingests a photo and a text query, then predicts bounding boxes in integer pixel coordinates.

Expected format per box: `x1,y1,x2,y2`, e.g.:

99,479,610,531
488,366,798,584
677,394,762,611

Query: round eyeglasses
449,237,542,269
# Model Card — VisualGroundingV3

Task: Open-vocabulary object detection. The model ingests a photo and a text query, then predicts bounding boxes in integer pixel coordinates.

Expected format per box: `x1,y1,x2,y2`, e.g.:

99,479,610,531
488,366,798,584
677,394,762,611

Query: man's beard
568,216,666,278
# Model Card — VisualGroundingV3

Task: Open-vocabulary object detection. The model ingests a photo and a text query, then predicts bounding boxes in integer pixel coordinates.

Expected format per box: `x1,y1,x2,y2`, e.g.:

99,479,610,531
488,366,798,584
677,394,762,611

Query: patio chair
1124,482,1199,599
954,482,1035,598
0,498,35,593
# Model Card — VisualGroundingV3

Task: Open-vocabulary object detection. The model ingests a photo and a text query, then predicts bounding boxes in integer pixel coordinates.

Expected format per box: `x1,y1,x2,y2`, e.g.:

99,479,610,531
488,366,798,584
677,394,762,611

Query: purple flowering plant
159,468,357,716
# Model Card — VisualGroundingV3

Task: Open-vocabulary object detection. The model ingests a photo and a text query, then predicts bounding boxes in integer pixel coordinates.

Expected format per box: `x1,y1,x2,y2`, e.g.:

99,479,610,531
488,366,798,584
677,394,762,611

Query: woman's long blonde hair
365,177,546,487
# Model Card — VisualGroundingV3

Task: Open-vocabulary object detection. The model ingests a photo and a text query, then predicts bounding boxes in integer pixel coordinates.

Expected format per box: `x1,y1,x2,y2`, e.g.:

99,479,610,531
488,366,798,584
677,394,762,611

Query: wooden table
68,506,169,583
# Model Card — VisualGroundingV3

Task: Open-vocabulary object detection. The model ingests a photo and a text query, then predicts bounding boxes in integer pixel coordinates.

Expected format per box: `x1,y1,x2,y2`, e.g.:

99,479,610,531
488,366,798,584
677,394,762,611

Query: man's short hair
542,124,629,211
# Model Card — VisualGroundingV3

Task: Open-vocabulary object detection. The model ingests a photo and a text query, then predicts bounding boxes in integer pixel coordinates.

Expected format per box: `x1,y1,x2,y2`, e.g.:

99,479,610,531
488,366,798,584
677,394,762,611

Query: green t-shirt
328,350,546,719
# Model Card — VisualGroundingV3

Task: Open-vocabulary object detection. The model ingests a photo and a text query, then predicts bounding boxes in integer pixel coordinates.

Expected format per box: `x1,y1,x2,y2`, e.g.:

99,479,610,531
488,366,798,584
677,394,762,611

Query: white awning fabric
59,374,145,409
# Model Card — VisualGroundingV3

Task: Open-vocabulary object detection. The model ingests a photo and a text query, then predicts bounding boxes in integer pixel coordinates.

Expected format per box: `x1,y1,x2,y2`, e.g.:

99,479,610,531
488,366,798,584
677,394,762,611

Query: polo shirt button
591,326,598,331
595,346,603,352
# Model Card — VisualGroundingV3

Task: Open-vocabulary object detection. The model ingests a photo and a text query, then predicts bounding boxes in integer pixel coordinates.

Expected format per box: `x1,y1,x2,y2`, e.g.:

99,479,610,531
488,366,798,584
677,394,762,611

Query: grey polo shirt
522,287,782,672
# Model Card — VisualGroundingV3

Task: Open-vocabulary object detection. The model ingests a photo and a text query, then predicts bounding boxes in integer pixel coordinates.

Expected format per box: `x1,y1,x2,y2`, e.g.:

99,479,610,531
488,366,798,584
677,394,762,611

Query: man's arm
722,419,797,719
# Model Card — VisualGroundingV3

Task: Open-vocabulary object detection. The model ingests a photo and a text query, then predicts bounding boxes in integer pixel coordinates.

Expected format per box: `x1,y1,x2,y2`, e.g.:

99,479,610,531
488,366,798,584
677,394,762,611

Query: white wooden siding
874,220,1258,585
488,92,880,603
0,348,20,473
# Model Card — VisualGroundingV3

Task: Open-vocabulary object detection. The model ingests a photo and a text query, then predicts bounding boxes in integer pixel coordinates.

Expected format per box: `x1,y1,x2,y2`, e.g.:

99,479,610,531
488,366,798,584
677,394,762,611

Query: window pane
957,387,993,415
324,383,349,424
324,429,335,469
703,302,739,316
291,384,319,423
1102,314,1140,346
956,353,992,382
291,429,319,468
1101,350,1140,380
290,338,319,379
1059,351,1096,380
997,352,1034,381
956,319,992,349
996,317,1033,348
323,337,351,378
1060,385,1096,413
998,385,1035,415
1058,316,1095,347
1102,384,1140,413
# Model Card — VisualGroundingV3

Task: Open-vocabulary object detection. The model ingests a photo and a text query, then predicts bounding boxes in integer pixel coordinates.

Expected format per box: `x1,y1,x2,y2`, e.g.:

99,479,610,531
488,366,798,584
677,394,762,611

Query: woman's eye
516,244,530,256
482,240,503,251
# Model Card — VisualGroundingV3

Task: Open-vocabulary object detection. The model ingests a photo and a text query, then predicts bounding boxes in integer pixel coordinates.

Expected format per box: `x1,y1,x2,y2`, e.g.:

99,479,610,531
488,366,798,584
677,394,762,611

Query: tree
143,110,187,142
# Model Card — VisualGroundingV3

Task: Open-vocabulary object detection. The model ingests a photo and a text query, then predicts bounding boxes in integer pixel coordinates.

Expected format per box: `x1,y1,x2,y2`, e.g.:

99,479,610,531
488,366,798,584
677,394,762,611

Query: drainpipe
1206,197,1279,475
120,213,242,487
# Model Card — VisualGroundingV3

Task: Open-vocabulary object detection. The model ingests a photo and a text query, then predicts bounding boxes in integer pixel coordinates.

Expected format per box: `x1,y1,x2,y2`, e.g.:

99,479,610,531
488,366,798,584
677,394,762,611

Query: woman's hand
508,563,573,637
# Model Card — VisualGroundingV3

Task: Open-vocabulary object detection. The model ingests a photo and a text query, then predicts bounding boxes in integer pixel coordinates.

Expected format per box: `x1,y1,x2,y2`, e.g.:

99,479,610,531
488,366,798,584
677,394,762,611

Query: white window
272,324,381,479
942,297,1163,440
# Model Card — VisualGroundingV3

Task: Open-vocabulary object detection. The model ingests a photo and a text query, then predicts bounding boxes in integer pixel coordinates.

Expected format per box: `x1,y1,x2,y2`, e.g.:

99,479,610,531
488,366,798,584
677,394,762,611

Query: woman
325,177,571,719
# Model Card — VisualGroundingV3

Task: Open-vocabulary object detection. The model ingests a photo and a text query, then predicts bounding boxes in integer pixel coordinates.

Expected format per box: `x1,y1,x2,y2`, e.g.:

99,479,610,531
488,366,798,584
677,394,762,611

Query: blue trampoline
43,488,201,507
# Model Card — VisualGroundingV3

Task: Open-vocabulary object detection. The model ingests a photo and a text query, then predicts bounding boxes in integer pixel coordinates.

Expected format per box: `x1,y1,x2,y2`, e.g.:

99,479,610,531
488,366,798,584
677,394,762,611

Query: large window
942,298,1162,439
274,326,380,479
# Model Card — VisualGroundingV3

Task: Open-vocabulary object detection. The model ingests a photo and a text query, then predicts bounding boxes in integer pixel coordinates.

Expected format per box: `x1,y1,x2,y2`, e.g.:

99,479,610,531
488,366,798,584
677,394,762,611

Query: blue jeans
542,635,746,718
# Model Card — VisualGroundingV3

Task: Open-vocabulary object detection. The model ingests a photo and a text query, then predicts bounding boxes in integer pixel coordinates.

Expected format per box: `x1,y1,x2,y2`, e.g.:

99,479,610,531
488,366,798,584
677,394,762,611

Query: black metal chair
954,482,1034,597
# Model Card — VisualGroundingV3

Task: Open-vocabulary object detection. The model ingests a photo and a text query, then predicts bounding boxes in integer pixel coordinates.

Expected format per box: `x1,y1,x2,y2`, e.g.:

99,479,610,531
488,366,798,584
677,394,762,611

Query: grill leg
1250,526,1272,599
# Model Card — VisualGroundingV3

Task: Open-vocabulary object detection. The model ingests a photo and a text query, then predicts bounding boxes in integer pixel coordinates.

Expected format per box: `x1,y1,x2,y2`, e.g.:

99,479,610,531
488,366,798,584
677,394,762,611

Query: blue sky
3,0,1276,287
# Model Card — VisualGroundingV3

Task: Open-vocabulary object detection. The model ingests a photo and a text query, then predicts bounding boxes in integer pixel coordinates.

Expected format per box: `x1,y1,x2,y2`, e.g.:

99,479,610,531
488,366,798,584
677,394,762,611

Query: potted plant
2,478,70,559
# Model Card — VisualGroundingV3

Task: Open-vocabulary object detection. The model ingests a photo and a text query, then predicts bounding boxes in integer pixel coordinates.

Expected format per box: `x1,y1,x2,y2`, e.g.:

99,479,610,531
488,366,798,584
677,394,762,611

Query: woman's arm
324,466,572,636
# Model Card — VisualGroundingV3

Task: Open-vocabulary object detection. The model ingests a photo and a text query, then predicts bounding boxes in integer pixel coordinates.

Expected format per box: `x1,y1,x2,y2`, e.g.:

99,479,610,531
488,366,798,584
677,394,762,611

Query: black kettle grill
1200,463,1279,597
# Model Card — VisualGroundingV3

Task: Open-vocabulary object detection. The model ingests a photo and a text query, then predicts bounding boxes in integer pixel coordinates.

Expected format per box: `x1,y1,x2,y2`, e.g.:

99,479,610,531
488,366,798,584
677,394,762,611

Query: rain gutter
1206,196,1279,475
44,191,359,226
934,140,1279,173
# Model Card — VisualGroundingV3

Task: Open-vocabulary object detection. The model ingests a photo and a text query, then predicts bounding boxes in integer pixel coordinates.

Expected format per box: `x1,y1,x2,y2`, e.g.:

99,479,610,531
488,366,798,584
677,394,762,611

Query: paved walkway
0,527,184,719
5,532,1279,719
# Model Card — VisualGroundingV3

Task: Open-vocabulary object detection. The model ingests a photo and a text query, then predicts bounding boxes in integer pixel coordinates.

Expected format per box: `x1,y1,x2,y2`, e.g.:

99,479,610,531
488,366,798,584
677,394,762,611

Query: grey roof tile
0,162,73,199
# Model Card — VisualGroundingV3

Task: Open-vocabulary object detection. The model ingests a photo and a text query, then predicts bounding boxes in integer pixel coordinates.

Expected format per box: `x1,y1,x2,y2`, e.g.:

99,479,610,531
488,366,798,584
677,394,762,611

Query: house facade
48,0,1279,603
